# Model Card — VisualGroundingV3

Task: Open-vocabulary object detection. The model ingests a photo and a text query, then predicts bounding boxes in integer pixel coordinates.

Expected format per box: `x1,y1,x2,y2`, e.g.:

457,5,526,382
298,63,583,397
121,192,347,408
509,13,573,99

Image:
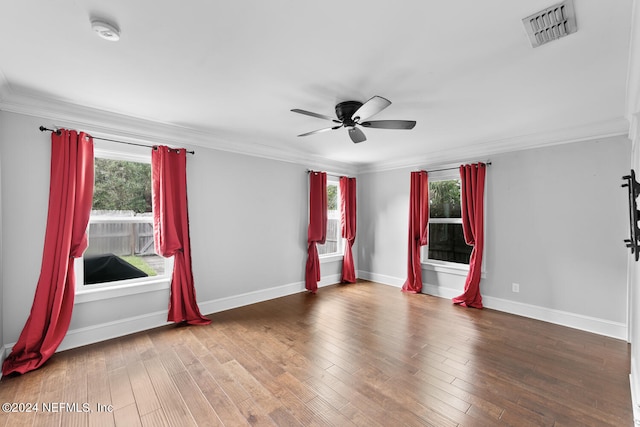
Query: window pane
318,183,340,256
317,216,339,256
429,180,461,218
93,158,152,213
85,158,165,285
85,217,165,285
427,223,471,264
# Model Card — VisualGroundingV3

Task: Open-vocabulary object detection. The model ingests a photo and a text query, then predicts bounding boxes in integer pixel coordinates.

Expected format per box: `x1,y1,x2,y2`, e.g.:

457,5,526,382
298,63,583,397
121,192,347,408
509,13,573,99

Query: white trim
75,277,171,304
319,254,344,264
89,216,153,224
357,117,629,174
57,310,172,353
630,355,640,425
422,283,627,340
0,85,628,175
317,178,344,260
422,172,488,273
357,270,405,287
423,262,468,277
198,274,340,315
358,270,627,340
428,168,460,181
76,147,174,295
94,141,151,164
0,88,358,175
422,260,487,278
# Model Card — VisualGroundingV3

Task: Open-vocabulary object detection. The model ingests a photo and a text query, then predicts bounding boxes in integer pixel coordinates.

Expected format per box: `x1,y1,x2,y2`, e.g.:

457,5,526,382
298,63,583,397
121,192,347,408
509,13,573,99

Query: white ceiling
0,0,633,170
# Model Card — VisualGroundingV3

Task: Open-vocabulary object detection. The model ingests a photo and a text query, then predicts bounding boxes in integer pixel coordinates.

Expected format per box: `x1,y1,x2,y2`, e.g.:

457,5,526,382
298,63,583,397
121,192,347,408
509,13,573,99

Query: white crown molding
356,116,630,174
0,86,629,177
0,88,358,175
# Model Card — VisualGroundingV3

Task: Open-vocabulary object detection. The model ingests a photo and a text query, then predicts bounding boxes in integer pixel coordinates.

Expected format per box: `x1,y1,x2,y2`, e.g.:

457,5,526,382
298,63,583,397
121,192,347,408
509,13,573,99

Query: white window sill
319,254,344,264
422,261,486,278
75,276,171,304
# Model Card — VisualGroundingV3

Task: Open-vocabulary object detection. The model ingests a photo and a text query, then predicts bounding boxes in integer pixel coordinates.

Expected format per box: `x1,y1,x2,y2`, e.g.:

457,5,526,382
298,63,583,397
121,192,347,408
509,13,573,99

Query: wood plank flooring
0,280,633,426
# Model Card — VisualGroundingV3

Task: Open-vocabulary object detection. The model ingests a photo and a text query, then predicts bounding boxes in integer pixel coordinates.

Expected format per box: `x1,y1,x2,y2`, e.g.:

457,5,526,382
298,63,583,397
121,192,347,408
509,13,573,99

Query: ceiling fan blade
298,125,342,137
291,109,340,122
348,127,366,143
351,96,391,123
360,120,416,129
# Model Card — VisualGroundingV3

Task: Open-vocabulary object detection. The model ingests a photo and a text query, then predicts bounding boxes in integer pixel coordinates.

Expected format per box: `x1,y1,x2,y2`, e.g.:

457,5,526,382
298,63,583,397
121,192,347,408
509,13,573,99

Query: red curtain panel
152,146,210,325
305,171,327,293
453,163,487,308
402,171,429,293
3,129,94,376
340,176,357,283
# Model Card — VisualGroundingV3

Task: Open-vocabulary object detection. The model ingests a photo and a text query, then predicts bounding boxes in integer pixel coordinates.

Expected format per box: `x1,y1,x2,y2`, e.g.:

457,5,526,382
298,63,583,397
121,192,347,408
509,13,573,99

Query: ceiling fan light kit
291,95,416,144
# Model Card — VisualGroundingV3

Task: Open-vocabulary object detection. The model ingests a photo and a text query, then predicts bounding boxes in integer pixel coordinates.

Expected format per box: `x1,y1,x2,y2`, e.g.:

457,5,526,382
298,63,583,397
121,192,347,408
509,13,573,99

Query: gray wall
358,167,410,282
0,111,349,349
358,135,631,332
485,138,628,320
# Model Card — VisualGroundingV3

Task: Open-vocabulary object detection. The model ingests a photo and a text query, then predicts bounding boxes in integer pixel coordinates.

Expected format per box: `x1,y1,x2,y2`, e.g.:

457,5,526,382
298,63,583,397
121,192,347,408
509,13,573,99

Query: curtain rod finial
39,126,61,135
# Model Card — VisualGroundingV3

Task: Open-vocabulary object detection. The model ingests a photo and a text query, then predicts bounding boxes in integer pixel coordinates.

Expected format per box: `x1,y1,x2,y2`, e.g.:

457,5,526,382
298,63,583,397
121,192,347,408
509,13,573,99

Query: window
76,150,172,292
426,176,472,265
317,179,343,257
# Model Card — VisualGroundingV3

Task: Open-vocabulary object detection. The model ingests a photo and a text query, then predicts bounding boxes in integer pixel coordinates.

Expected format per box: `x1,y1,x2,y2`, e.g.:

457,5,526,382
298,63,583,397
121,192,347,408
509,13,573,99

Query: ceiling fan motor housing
291,95,414,143
335,101,363,127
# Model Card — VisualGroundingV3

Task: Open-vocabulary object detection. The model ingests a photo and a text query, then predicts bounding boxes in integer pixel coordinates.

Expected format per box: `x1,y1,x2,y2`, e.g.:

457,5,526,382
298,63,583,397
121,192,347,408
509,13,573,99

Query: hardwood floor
0,280,633,426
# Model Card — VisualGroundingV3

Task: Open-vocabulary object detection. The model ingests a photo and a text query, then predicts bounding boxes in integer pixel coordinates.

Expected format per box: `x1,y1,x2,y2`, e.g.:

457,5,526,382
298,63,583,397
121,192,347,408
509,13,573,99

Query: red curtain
402,171,429,293
340,176,357,283
152,146,210,325
2,129,94,376
453,163,487,308
305,171,327,293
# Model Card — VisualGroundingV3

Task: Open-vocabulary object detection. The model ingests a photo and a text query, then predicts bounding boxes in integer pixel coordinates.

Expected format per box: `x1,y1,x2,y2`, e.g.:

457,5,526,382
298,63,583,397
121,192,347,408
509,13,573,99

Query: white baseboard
198,274,338,315
631,357,640,425
2,275,342,363
631,376,640,425
357,270,404,287
359,270,628,340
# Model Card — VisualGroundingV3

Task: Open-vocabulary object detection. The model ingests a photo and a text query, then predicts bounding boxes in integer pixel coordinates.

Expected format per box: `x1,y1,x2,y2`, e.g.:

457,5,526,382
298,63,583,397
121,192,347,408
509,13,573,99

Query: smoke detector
522,0,577,48
91,20,120,42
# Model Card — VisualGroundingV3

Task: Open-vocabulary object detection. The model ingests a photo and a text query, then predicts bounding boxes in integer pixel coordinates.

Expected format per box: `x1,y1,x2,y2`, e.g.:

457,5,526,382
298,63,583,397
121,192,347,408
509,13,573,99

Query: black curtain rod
39,126,195,155
306,163,492,177
306,169,352,178
425,162,492,174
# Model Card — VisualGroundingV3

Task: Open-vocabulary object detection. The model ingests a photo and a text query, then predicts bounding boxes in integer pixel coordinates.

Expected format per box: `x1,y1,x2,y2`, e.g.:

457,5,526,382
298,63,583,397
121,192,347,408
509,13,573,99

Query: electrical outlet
512,283,520,293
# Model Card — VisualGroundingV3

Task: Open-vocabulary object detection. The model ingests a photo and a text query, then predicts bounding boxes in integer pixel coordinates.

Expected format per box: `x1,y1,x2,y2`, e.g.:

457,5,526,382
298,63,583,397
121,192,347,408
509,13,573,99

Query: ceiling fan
291,95,416,143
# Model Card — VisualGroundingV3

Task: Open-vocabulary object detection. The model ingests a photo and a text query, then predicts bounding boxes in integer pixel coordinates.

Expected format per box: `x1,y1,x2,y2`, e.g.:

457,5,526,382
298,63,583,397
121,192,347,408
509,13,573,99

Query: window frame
75,143,173,302
421,169,486,277
318,177,344,263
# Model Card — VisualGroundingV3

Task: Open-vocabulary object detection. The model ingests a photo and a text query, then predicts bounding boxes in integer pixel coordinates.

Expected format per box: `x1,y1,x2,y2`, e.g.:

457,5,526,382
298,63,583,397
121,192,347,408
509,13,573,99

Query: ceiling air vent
522,0,577,48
